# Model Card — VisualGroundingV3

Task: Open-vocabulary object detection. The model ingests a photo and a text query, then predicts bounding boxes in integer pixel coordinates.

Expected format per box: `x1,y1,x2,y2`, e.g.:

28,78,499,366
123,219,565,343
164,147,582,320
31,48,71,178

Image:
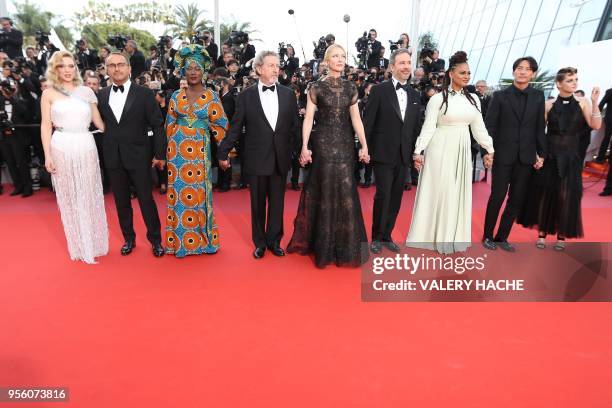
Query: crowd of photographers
0,18,501,196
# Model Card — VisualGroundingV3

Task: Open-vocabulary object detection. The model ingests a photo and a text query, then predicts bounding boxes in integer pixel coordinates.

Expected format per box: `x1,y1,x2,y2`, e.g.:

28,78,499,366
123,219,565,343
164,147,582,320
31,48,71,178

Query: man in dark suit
366,29,383,70
369,46,389,71
218,50,300,259
364,48,422,253
125,40,146,79
0,18,23,59
0,80,35,197
595,87,612,162
483,56,546,252
97,52,166,257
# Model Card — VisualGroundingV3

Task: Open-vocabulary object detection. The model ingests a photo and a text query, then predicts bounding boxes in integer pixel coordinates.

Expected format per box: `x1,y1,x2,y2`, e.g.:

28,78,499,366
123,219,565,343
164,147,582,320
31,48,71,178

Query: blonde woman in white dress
40,51,108,264
406,51,494,254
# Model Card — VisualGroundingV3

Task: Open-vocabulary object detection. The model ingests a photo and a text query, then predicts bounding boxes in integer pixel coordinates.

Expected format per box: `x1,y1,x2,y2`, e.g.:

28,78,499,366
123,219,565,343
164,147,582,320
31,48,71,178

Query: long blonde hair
45,50,83,90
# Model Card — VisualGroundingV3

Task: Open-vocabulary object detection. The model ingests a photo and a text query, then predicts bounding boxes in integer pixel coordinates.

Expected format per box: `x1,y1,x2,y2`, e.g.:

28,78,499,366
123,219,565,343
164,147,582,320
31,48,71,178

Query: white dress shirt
258,81,279,130
108,79,132,123
392,77,408,121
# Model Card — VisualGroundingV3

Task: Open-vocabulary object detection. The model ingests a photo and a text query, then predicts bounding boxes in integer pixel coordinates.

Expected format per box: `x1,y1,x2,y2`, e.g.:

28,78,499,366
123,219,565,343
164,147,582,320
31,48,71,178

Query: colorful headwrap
174,44,212,77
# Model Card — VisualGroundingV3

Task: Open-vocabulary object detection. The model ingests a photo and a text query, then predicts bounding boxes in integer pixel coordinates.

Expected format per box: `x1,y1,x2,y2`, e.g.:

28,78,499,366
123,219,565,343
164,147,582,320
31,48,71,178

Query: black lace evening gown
518,95,588,238
287,77,369,268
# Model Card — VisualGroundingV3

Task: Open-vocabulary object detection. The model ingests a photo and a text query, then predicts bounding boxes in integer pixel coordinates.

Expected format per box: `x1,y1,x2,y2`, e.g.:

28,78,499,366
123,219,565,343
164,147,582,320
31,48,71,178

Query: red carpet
1,179,612,407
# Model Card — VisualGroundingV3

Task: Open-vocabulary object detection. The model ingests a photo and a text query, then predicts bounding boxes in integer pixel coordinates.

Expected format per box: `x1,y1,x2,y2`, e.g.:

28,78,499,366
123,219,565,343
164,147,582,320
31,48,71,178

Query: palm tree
220,20,260,44
499,70,556,95
13,0,53,36
167,3,211,40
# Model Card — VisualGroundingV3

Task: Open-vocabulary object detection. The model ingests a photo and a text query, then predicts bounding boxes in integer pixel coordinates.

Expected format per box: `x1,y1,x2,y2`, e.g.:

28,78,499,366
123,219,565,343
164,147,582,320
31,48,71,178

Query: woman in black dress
518,67,601,250
287,44,370,268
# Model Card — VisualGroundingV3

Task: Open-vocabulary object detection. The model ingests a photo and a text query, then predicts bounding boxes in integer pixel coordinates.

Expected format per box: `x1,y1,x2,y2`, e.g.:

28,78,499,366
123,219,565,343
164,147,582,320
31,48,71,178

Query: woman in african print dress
165,45,228,257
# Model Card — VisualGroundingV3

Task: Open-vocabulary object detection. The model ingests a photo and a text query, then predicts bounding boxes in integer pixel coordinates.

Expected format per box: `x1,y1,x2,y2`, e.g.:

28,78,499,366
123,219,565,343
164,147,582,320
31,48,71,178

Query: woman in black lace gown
518,67,601,250
287,44,371,268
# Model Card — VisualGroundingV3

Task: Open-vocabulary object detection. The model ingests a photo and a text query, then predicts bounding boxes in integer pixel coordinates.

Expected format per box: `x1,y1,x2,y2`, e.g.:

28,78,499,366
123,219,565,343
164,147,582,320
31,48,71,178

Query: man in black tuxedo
364,49,422,253
483,57,546,252
218,50,299,259
125,40,146,79
97,52,166,257
0,18,23,59
595,87,612,162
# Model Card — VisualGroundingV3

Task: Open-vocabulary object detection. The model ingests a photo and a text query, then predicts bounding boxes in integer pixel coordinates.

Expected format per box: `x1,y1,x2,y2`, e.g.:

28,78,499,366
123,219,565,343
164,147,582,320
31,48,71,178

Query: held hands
533,155,544,170
483,153,494,169
413,154,424,171
299,147,313,167
45,158,56,174
219,159,231,171
151,158,166,170
591,87,601,103
359,148,370,164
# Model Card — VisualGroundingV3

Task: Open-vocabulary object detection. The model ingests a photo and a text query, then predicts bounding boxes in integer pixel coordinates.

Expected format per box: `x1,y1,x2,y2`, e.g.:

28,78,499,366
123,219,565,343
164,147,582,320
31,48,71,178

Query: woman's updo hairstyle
440,50,480,114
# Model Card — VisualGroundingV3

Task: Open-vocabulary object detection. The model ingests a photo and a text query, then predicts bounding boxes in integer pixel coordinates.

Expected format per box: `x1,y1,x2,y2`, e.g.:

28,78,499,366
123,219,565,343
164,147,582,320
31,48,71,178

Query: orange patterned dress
165,88,228,257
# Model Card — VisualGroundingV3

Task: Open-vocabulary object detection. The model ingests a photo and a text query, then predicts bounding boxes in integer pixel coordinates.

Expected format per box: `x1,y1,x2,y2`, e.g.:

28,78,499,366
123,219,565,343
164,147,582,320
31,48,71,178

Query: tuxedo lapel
386,81,403,122
100,87,118,125
254,85,274,131
118,85,137,124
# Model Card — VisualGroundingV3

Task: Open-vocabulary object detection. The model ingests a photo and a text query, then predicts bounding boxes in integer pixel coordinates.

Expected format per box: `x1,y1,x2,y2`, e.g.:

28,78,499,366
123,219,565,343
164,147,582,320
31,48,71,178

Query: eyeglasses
107,62,128,70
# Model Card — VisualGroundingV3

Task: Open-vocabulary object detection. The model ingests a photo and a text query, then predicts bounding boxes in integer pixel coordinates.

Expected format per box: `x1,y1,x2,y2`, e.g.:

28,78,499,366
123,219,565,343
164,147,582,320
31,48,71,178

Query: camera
313,37,327,60
229,31,249,46
35,31,51,47
191,32,209,46
420,48,434,61
107,34,128,51
278,42,291,67
389,39,402,52
355,32,372,69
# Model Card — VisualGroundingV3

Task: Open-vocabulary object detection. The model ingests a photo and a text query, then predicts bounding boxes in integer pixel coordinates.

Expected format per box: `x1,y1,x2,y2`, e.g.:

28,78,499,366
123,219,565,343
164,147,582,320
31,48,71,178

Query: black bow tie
112,84,125,93
395,82,410,92
262,85,275,92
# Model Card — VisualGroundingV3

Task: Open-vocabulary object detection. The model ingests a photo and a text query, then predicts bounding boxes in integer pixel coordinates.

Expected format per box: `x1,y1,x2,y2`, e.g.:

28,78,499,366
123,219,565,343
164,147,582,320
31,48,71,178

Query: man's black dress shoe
253,247,266,259
268,245,285,257
291,182,301,191
382,241,400,252
21,190,33,198
152,243,164,257
600,191,612,197
9,188,22,196
370,241,382,254
482,238,497,250
496,240,516,252
121,241,136,255
237,183,248,190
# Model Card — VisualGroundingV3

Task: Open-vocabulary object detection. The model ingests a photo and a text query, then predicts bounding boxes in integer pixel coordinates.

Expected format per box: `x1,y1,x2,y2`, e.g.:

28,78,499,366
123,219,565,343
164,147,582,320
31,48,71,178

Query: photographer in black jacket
0,78,35,197
0,18,23,59
75,38,99,72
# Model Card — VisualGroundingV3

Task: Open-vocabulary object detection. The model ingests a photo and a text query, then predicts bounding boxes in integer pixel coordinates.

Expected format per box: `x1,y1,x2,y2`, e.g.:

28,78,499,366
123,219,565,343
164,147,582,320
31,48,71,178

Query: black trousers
603,163,612,194
596,122,611,161
248,172,286,249
93,133,110,190
483,161,533,241
371,159,407,242
107,165,161,244
0,131,32,194
290,155,301,184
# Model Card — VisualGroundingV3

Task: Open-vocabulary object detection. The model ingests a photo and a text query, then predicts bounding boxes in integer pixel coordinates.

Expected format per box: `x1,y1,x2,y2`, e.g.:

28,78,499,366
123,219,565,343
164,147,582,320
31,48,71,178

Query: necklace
57,85,74,96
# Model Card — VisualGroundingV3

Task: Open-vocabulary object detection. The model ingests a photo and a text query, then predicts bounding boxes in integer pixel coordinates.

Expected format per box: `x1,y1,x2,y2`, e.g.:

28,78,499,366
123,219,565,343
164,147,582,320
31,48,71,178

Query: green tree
12,0,53,36
167,3,211,39
81,23,156,56
73,0,173,32
417,32,438,53
54,23,74,47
